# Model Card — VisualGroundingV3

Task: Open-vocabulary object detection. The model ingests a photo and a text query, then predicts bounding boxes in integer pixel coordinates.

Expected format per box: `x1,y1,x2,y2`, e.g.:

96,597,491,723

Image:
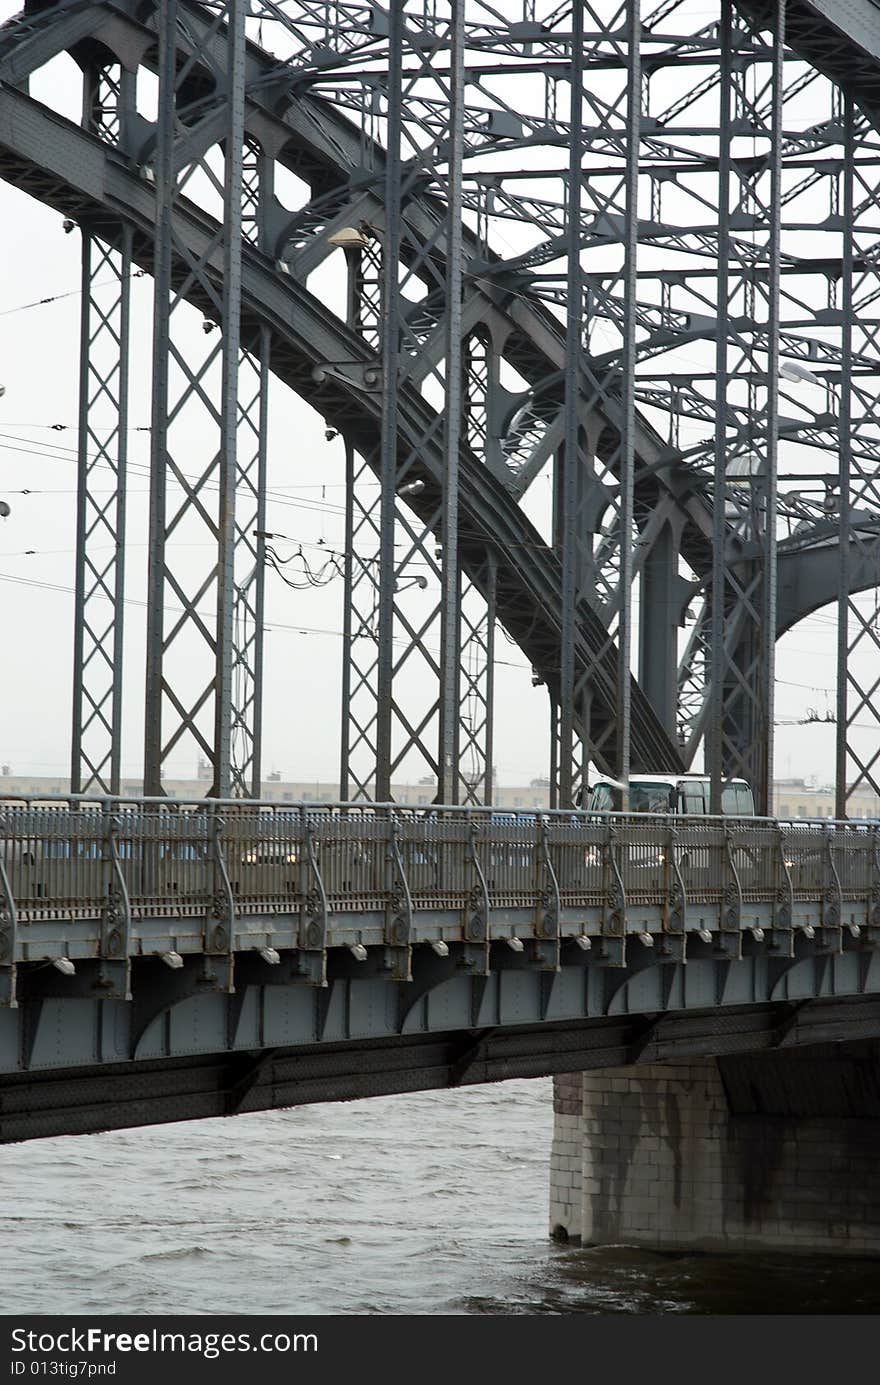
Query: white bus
584,773,756,817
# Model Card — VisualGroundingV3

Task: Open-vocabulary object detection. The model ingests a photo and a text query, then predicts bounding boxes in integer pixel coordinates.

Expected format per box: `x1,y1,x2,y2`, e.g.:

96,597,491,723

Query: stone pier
549,1041,880,1255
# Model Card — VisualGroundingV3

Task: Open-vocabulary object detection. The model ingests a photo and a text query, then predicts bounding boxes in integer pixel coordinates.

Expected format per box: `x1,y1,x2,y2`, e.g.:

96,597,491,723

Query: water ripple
4,1078,880,1313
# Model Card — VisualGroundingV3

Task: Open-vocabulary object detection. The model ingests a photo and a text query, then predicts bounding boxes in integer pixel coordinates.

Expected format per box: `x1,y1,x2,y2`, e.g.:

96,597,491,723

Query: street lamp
327,225,372,250
779,360,821,387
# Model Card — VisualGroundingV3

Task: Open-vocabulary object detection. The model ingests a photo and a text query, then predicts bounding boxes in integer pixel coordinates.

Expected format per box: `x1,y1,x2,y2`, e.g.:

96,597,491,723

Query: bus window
629,782,674,813
679,783,707,814
722,782,755,816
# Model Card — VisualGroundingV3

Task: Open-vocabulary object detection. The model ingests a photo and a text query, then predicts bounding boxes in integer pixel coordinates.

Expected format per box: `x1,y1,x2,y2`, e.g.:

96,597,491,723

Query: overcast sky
0,0,863,791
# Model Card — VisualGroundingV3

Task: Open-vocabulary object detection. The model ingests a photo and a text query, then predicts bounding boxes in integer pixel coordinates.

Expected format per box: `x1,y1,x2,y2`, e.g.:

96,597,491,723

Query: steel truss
3,0,880,811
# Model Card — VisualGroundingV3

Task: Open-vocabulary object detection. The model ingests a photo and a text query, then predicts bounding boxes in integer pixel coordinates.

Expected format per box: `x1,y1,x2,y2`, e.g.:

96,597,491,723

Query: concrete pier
550,1041,880,1255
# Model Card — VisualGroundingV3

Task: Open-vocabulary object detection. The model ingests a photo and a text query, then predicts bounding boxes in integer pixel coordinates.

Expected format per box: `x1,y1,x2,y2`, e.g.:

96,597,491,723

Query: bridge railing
0,796,878,952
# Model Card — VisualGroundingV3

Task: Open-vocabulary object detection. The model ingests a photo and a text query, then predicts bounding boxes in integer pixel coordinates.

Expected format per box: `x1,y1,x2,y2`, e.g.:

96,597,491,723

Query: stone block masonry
549,1040,880,1255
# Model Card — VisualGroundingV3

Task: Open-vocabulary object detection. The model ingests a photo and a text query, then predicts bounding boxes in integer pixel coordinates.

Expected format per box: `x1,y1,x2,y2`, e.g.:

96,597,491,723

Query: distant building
771,777,880,820
0,772,876,818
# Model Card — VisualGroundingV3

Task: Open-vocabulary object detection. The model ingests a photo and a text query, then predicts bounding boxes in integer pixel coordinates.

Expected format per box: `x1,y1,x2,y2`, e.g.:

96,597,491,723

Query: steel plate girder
3,945,880,1088
0,0,114,88
4,1001,880,1143
777,535,880,635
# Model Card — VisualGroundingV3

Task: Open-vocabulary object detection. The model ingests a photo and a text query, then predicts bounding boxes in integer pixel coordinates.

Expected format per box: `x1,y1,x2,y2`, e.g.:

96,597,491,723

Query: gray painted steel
1,797,878,979
1,798,879,1123
6,0,880,809
3,0,880,1138
5,998,880,1143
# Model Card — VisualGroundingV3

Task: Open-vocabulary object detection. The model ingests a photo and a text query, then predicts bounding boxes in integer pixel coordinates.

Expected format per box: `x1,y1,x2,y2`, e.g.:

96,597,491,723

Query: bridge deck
1,797,877,989
1,798,880,1138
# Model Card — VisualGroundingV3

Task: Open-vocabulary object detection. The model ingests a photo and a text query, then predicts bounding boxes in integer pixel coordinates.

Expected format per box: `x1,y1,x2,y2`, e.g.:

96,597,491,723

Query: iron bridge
3,798,880,1140
3,0,880,1137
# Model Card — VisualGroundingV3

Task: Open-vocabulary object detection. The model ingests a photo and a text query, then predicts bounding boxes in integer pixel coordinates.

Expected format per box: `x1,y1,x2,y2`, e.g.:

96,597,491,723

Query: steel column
836,101,854,820
144,0,248,796
71,228,132,796
373,0,404,802
436,0,466,806
71,62,134,796
557,0,585,809
616,0,641,803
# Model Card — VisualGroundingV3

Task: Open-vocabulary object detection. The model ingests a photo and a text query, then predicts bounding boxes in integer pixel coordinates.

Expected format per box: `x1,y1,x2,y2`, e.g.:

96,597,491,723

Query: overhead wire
0,433,351,520
0,422,383,489
0,569,533,672
0,268,147,318
0,432,569,561
264,539,344,588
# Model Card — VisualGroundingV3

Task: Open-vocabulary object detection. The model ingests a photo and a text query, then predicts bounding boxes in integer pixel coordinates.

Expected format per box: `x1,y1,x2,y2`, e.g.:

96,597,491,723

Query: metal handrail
0,798,874,968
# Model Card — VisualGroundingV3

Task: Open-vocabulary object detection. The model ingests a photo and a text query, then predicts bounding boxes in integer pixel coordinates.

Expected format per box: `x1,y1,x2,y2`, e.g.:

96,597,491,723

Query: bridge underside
4,941,880,1141
4,993,880,1143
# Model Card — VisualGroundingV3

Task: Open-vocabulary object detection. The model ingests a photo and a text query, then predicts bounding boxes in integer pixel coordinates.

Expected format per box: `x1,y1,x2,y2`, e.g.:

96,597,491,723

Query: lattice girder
4,0,880,811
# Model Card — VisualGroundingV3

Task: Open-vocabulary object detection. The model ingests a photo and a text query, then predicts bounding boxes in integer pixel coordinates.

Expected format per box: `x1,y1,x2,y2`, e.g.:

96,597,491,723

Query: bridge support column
550,1043,880,1256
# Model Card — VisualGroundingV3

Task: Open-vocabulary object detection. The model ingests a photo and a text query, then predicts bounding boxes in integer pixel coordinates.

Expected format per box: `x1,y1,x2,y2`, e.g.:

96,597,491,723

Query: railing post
720,829,744,959
0,812,18,1008
100,802,131,999
869,826,880,940
463,812,490,975
385,812,413,981
773,824,794,956
298,806,329,986
208,807,236,993
602,825,627,956
822,824,843,954
536,815,561,972
665,825,686,939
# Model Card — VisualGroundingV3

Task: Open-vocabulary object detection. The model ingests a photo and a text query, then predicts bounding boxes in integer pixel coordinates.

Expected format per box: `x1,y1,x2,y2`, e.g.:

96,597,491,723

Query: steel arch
2,0,880,813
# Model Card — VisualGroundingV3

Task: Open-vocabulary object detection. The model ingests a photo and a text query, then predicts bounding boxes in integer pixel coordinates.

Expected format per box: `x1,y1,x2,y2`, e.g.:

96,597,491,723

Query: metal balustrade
1,797,879,992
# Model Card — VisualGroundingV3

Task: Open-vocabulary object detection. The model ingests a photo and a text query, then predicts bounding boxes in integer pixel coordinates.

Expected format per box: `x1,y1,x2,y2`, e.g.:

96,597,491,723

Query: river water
2,1077,880,1315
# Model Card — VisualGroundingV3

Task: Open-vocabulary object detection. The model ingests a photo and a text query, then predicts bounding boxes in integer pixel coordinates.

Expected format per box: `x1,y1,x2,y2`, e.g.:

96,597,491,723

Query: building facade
0,771,876,818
